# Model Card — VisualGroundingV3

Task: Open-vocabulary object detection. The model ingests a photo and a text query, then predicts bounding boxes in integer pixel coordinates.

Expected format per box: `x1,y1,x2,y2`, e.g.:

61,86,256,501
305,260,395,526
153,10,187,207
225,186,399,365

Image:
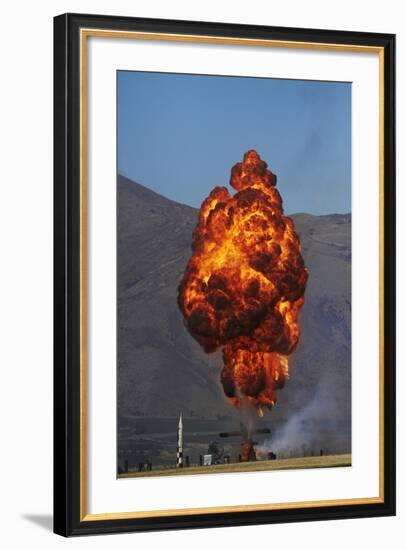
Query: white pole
177,412,183,467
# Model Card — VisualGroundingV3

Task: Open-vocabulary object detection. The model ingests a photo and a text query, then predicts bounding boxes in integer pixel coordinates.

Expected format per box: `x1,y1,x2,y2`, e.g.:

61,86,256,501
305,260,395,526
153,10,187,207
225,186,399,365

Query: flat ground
118,453,351,479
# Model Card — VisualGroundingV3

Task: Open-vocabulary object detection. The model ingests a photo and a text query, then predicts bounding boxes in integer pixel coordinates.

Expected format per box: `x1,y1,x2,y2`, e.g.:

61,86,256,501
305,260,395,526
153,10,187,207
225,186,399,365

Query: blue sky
117,71,351,215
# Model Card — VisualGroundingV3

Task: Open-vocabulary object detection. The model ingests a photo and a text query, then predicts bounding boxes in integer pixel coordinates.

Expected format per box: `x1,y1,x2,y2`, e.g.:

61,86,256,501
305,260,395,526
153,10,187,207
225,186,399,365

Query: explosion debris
178,150,308,416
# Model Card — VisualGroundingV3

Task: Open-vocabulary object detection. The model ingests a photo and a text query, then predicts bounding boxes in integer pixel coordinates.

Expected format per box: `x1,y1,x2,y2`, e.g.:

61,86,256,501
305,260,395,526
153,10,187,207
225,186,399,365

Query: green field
118,454,351,479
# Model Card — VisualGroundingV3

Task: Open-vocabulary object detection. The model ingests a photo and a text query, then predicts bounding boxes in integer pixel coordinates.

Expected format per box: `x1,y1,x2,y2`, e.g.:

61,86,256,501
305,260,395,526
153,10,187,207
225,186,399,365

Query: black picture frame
54,12,396,536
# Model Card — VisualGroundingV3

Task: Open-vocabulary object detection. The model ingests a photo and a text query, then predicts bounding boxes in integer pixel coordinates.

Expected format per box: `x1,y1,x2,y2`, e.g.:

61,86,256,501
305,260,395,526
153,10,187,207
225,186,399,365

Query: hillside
117,175,351,464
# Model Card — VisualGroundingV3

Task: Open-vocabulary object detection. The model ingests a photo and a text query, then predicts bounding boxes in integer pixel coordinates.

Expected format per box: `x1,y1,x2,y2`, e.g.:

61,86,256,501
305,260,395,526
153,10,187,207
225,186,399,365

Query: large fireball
178,150,308,413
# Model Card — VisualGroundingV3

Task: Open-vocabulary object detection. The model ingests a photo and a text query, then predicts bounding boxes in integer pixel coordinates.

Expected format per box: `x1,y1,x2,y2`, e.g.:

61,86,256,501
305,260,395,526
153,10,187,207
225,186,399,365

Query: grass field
118,454,351,479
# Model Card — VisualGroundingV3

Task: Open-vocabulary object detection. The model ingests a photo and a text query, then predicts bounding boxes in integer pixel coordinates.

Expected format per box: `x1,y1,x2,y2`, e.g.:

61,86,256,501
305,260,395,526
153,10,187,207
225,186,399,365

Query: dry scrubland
118,453,351,479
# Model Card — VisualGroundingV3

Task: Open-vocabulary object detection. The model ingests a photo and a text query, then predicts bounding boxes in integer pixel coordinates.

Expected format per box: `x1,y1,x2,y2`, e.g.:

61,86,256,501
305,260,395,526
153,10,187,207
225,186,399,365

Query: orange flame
178,150,308,413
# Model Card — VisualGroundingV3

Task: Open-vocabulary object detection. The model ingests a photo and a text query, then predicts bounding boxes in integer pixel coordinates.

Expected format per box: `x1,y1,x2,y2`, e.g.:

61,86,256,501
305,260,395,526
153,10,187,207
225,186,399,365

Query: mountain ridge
118,173,351,220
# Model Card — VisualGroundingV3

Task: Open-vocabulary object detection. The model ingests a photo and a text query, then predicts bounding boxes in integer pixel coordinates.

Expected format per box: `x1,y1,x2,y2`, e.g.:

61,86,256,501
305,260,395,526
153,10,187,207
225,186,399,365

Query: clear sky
117,71,351,215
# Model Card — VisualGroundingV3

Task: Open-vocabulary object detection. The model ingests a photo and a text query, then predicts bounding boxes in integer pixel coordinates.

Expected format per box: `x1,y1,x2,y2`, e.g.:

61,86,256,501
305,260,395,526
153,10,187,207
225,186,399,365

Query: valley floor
117,453,351,479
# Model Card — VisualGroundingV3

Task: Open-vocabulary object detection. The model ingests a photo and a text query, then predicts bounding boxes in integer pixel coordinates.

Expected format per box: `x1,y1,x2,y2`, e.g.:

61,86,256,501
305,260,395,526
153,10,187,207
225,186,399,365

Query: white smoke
257,398,322,457
256,374,351,459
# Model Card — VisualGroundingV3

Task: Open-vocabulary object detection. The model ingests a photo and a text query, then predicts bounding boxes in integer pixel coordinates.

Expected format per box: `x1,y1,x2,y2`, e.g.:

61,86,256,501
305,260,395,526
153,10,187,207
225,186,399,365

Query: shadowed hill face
117,175,197,295
117,175,351,458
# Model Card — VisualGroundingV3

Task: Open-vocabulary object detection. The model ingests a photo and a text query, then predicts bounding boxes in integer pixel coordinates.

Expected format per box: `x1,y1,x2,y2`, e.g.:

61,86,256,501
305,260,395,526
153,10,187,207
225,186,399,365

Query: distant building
203,454,212,466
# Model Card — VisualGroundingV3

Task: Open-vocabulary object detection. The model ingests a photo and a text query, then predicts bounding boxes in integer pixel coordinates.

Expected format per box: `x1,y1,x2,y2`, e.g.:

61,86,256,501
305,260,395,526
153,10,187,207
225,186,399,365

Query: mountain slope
117,175,351,456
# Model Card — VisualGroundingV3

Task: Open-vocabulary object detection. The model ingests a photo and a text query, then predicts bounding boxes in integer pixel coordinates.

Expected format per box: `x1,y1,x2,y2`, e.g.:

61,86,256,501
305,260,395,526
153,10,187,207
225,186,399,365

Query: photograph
0,0,400,545
116,71,352,479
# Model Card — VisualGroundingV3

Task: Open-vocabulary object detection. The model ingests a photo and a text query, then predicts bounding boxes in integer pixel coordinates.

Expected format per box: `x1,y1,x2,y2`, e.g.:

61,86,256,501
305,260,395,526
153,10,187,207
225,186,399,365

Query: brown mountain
117,175,351,460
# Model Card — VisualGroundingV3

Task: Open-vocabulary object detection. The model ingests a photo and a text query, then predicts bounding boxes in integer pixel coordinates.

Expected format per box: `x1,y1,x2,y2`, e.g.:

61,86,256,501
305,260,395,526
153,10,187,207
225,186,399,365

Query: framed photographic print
53,13,396,536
